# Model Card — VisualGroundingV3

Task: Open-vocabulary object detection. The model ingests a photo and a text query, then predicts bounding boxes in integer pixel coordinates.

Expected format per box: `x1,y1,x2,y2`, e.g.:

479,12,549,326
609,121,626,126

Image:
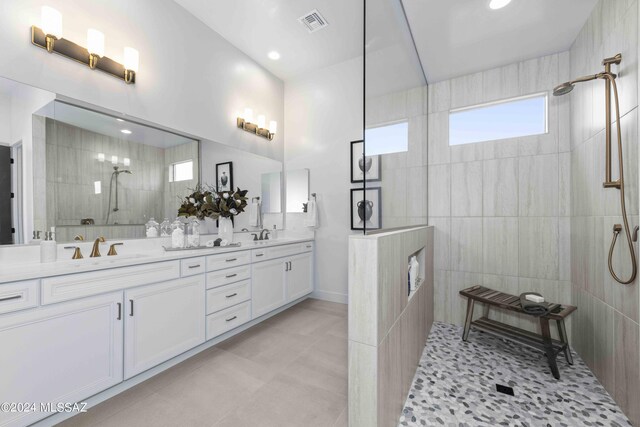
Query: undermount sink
63,253,149,267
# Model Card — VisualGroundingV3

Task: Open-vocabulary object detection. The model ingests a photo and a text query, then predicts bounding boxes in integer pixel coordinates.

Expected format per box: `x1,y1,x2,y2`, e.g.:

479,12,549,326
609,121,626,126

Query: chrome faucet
90,236,106,257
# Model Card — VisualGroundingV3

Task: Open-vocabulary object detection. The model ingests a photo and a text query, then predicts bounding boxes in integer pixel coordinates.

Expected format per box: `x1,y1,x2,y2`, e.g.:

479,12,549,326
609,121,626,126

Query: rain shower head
553,82,574,96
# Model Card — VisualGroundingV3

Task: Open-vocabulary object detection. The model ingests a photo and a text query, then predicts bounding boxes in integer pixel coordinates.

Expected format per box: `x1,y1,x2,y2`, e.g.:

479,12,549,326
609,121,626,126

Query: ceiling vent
298,9,329,33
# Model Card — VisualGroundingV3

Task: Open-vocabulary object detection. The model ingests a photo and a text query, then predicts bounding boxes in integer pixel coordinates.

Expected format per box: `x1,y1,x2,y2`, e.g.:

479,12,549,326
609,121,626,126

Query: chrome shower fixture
553,53,637,285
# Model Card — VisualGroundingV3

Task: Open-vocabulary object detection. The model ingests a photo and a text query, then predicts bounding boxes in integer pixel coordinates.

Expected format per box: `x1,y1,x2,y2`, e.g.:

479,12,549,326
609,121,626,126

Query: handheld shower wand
553,53,637,285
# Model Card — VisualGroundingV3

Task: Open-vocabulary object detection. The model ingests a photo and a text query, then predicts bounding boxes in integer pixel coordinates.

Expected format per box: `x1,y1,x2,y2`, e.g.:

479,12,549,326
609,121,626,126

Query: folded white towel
249,201,261,227
304,199,319,228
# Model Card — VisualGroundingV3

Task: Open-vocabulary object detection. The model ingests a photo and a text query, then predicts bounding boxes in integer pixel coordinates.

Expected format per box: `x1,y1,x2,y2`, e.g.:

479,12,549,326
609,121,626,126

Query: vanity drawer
0,280,39,315
252,242,314,263
41,261,181,305
206,251,251,272
206,300,251,340
206,265,251,289
181,257,206,276
206,280,251,314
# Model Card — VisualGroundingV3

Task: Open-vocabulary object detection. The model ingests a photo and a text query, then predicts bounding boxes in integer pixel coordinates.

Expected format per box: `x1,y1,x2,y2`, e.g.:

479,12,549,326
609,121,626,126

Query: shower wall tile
406,166,427,218
450,218,483,273
559,152,571,217
592,296,615,393
518,54,559,95
559,217,571,281
427,112,450,165
449,271,483,326
482,63,519,102
519,217,559,280
450,72,483,109
433,269,451,324
450,141,484,163
431,217,450,270
428,164,450,217
518,154,559,217
614,312,640,424
482,137,519,160
450,161,482,217
427,80,451,113
483,157,518,217
482,217,519,277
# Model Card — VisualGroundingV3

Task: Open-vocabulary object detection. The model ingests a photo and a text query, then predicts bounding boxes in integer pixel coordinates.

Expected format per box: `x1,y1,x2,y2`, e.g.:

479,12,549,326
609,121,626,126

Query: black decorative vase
358,156,373,173
357,200,374,222
220,172,228,187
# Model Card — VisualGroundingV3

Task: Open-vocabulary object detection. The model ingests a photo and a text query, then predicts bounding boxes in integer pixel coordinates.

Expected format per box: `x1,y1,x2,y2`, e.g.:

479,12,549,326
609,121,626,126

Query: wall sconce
31,6,138,84
237,109,277,141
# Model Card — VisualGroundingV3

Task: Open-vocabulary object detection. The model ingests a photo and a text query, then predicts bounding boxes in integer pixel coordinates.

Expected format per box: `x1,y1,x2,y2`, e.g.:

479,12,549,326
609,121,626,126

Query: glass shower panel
362,0,427,233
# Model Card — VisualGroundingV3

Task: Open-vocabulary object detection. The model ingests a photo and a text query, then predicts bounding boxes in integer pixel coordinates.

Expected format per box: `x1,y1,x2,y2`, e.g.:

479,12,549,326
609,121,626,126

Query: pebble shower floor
399,322,631,427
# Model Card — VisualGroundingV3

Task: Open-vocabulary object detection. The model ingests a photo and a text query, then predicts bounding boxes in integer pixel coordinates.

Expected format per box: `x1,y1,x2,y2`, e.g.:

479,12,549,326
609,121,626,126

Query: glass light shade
244,108,254,123
97,153,105,162
489,0,511,9
87,29,105,57
123,158,130,167
123,47,139,72
94,181,101,195
41,6,62,39
269,120,278,134
111,155,118,165
257,115,266,129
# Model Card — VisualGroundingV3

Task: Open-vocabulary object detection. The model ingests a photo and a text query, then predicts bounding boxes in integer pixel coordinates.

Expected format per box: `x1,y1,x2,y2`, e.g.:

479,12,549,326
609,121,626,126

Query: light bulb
41,6,62,39
111,155,118,165
269,120,278,134
243,108,254,123
123,47,139,72
87,29,105,57
97,153,105,162
94,181,102,195
123,158,130,167
489,0,512,9
257,115,266,129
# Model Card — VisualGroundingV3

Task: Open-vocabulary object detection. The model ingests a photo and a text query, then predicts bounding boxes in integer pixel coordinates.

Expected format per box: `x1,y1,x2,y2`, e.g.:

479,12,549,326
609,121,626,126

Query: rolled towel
519,292,550,317
249,201,261,227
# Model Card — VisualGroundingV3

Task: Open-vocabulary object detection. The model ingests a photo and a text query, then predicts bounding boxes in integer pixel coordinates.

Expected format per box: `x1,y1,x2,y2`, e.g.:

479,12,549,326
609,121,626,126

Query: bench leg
462,299,475,341
540,317,560,379
556,319,573,365
482,303,490,319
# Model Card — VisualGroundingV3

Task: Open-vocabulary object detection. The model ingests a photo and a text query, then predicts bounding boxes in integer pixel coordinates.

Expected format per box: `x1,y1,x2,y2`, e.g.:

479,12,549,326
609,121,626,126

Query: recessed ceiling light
120,129,132,134
116,118,124,122
489,0,512,9
268,51,281,60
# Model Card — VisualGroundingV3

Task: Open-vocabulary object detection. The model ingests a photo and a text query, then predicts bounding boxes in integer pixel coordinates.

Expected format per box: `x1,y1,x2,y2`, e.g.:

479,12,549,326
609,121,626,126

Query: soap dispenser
40,229,57,263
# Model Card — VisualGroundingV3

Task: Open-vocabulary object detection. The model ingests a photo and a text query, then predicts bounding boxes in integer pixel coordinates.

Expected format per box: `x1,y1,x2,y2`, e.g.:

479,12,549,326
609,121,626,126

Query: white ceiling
402,0,598,83
173,0,363,81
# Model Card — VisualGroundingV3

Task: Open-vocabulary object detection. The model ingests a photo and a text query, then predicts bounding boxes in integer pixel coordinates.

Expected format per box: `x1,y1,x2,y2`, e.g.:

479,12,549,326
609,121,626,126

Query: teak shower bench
459,285,577,379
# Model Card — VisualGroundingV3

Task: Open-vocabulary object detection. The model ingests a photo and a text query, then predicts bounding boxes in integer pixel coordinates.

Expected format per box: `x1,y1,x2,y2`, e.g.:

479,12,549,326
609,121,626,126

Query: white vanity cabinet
0,292,123,427
251,244,314,318
124,275,205,379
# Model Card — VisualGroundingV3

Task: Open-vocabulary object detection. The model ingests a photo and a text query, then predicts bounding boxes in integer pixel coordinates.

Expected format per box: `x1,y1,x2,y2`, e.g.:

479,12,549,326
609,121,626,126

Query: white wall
284,57,363,303
0,0,284,162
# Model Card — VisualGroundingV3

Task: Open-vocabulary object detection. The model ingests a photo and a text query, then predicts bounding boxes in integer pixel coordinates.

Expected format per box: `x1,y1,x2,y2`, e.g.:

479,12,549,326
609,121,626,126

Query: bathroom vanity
0,237,314,427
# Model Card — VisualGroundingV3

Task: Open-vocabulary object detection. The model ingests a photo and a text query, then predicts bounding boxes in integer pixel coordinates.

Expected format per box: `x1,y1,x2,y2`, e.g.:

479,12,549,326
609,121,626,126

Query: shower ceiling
402,0,598,83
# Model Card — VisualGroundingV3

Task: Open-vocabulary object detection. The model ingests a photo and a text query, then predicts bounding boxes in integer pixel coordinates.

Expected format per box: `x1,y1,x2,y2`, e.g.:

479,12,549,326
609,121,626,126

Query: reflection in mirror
261,171,282,214
38,100,200,243
285,169,310,213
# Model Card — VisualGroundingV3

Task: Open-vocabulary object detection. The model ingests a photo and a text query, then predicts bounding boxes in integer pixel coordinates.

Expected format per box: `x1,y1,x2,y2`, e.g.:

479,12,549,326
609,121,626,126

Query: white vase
218,217,234,242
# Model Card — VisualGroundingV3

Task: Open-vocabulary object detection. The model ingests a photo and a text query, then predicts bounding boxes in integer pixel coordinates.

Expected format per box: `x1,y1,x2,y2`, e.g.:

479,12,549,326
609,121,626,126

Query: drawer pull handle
255,253,264,257
188,264,201,269
226,258,237,262
117,303,122,320
306,245,312,248
226,273,237,278
0,294,22,302
226,315,237,322
129,299,134,316
226,293,238,298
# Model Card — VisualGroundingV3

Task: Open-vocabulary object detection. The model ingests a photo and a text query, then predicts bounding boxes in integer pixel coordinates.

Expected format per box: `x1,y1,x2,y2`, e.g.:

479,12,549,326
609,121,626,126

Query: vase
357,200,374,222
218,217,234,242
203,217,215,234
358,156,373,173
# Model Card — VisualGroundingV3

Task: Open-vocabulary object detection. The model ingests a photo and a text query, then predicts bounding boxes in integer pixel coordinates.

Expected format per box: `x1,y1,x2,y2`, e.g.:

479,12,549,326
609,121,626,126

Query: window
365,121,409,155
169,160,193,182
449,93,547,146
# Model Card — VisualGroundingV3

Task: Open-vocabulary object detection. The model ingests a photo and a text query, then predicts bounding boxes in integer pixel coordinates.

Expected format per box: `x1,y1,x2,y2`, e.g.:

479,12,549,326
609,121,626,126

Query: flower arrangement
178,186,248,220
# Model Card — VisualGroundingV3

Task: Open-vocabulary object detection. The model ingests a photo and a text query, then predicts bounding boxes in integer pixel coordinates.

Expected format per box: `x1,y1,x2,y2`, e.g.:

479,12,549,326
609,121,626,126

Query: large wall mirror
0,76,283,245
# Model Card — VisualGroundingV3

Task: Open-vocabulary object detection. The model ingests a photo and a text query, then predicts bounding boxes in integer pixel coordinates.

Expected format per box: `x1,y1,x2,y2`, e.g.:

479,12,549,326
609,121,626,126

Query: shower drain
496,384,515,396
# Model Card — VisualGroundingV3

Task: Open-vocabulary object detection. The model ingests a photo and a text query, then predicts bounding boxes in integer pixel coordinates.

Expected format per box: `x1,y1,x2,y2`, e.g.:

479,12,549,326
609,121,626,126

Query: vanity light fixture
237,109,277,141
111,155,118,165
31,6,138,84
489,0,512,9
120,129,132,134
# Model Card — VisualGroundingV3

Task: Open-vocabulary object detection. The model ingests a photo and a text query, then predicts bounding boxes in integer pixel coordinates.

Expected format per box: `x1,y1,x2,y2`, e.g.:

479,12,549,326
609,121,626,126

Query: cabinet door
286,252,314,302
124,275,205,379
0,292,123,427
251,258,286,318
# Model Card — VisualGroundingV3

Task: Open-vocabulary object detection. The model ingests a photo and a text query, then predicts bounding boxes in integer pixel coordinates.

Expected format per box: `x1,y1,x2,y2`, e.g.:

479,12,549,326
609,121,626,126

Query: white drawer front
206,251,251,272
0,280,39,315
206,265,251,289
206,280,251,314
181,257,206,276
41,261,181,305
206,301,251,340
251,242,314,263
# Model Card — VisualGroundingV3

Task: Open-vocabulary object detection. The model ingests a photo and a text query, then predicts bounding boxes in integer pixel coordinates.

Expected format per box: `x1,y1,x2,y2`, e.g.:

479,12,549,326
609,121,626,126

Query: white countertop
0,237,313,284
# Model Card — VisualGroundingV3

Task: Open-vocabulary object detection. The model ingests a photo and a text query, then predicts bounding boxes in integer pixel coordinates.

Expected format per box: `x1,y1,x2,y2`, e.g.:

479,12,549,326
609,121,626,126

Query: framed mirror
285,169,310,213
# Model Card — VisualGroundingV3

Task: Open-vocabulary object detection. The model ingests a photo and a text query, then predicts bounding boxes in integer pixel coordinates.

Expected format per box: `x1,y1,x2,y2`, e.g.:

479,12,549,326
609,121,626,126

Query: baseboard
311,289,347,304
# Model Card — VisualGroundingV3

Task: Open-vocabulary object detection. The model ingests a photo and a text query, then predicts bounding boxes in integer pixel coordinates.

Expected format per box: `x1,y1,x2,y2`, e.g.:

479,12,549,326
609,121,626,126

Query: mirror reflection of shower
105,166,133,224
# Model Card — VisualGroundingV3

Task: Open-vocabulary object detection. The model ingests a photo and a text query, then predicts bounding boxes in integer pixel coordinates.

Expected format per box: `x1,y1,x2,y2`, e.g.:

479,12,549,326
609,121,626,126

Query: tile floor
400,322,632,427
59,298,348,427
